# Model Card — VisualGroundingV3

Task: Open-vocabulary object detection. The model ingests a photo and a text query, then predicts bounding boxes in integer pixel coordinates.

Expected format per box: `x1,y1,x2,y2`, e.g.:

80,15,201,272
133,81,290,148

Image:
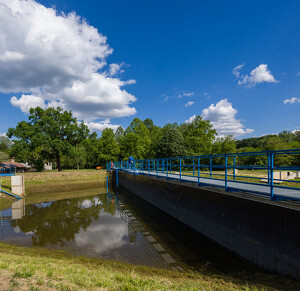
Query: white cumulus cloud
283,97,300,104
185,101,194,107
109,63,125,76
185,115,196,124
233,64,277,87
86,121,121,132
0,0,137,127
10,94,46,113
201,99,254,137
0,133,6,137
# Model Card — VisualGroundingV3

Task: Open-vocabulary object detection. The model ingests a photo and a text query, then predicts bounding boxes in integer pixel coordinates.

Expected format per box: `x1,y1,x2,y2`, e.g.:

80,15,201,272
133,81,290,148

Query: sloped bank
116,170,300,279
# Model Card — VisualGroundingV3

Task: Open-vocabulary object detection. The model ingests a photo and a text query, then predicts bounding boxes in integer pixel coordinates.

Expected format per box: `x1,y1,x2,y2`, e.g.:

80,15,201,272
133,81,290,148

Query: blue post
198,157,200,186
268,153,270,186
233,156,236,181
180,158,182,182
106,175,109,193
116,169,119,188
148,160,150,174
170,160,172,174
142,161,143,174
225,155,228,191
270,152,274,200
210,158,212,179
193,158,195,176
166,159,169,179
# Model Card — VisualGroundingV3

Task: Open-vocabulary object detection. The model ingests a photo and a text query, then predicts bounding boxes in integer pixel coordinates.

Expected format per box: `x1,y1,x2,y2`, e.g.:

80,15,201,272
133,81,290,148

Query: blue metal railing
0,165,16,176
107,149,300,201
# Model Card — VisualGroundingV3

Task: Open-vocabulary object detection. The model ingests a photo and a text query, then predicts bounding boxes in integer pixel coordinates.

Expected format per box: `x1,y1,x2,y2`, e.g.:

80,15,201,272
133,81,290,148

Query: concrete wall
11,175,25,196
117,170,300,278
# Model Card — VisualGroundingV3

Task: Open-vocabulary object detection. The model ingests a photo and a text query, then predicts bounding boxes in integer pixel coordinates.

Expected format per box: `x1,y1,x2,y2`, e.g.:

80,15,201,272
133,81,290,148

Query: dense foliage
3,107,300,170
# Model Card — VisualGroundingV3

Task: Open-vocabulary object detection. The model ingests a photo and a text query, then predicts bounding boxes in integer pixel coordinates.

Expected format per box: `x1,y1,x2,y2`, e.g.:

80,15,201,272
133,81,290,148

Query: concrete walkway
115,168,300,200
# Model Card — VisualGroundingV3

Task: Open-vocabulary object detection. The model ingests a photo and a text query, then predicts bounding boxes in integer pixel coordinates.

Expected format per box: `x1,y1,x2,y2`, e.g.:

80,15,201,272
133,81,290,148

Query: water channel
0,187,252,275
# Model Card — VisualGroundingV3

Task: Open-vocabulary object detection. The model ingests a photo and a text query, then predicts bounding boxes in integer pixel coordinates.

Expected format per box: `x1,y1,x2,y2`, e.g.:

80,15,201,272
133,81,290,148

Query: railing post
106,174,109,193
180,158,182,182
225,155,228,191
170,160,172,174
166,159,169,179
193,158,195,176
210,157,212,179
268,153,270,186
142,161,143,174
198,157,200,186
270,151,274,200
116,169,119,188
233,156,236,181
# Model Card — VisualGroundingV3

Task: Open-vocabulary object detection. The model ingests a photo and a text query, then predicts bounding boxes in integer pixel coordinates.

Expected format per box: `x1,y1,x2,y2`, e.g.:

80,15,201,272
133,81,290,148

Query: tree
0,136,12,153
7,107,89,171
0,151,9,162
62,145,87,169
182,116,217,155
122,118,151,159
156,128,185,158
143,118,162,158
98,128,120,166
82,132,100,168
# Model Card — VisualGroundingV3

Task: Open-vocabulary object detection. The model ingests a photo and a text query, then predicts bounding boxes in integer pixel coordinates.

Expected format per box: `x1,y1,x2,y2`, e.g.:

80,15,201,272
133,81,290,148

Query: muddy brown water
0,187,252,274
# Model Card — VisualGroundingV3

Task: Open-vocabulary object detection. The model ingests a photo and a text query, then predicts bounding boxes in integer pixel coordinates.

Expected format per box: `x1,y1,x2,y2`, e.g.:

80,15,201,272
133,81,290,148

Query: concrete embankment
116,170,300,278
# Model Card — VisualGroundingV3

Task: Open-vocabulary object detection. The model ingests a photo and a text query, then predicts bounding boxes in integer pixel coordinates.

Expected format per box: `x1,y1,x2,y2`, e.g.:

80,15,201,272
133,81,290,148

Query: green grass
0,195,13,210
0,169,107,204
0,241,299,290
178,170,300,189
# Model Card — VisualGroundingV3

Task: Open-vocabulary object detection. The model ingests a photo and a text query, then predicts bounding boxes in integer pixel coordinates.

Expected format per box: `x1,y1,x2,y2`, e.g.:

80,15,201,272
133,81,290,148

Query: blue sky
0,0,299,138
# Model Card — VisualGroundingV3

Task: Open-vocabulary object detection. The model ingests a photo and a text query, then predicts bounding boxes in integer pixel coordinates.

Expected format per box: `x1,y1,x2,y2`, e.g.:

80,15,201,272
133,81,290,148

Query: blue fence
107,149,300,201
0,164,16,176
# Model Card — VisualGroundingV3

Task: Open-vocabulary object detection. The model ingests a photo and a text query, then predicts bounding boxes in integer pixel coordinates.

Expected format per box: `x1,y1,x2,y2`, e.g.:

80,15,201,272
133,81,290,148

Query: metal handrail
107,149,300,201
0,165,16,176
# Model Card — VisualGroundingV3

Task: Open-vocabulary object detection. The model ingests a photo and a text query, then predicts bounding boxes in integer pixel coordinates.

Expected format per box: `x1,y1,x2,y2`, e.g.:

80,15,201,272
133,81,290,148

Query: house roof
0,162,27,168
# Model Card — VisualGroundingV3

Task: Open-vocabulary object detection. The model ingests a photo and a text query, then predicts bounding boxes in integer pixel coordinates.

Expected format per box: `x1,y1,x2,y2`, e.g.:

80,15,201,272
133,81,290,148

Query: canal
0,186,252,275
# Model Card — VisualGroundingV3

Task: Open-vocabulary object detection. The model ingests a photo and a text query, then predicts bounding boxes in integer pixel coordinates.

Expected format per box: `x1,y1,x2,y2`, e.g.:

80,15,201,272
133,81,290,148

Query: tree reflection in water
11,196,106,247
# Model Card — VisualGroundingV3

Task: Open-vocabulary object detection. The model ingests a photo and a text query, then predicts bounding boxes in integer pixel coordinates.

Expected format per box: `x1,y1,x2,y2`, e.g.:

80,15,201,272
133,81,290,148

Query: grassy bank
1,242,299,291
0,169,107,204
0,195,13,210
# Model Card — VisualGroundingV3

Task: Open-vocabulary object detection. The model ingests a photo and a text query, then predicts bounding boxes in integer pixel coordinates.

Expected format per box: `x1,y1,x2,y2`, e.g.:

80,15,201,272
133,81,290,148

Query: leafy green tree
0,151,9,162
182,116,217,155
122,118,151,159
278,131,297,143
62,145,87,169
212,136,236,165
82,132,100,168
143,118,162,158
237,147,267,166
98,128,120,166
0,136,12,153
156,128,185,158
7,107,89,171
115,126,125,144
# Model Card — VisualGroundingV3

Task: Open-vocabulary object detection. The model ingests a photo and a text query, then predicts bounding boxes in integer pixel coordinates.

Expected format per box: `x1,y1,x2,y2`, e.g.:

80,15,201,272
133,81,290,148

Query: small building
44,162,53,171
0,157,29,173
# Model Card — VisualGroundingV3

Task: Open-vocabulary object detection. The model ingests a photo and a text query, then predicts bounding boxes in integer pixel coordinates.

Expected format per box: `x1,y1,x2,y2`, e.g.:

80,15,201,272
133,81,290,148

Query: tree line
0,107,299,171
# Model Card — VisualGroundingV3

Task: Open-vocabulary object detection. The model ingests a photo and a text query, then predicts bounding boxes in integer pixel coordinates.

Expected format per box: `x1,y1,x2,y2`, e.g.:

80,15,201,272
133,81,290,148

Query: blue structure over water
108,149,300,201
0,164,16,177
